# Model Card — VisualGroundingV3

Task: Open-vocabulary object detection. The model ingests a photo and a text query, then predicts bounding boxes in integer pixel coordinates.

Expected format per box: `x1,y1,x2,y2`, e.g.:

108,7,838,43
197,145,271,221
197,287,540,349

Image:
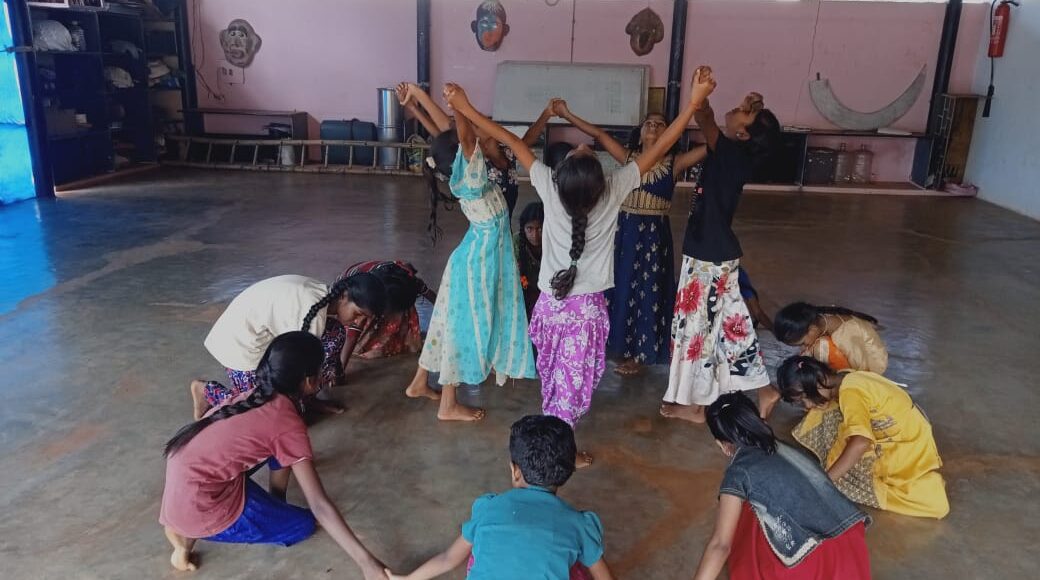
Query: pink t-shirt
159,393,313,537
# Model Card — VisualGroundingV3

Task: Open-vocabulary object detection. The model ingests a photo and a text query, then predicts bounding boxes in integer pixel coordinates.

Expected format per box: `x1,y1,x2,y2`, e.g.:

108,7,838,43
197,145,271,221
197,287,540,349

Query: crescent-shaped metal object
809,67,927,131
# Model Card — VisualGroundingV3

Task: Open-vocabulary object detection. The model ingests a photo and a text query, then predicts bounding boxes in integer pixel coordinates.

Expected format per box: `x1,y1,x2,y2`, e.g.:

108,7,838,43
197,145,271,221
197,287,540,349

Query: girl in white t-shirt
445,68,716,465
190,273,386,419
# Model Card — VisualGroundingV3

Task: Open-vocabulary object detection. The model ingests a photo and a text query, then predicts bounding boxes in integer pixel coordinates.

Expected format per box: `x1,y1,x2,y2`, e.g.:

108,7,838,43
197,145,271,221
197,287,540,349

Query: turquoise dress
419,146,537,385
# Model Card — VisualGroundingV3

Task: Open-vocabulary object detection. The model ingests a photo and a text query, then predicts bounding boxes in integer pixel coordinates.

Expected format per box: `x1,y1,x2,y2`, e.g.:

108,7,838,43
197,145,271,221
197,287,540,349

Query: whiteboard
493,61,649,127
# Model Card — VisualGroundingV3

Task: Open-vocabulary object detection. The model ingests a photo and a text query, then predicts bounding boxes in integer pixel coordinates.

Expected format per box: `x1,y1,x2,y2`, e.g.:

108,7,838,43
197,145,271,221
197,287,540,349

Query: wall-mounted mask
625,8,664,57
471,1,510,52
219,19,262,68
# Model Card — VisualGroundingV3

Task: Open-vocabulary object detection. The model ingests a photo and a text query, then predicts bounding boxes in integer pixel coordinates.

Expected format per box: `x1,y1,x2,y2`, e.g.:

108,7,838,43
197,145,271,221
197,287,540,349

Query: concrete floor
1,168,1038,579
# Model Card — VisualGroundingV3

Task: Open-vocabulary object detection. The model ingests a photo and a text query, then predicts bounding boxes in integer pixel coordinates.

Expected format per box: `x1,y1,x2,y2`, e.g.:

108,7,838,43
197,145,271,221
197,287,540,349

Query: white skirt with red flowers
664,257,769,406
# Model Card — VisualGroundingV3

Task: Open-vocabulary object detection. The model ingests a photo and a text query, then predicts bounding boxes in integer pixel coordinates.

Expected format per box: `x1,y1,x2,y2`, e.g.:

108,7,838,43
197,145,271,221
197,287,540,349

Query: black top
682,135,751,262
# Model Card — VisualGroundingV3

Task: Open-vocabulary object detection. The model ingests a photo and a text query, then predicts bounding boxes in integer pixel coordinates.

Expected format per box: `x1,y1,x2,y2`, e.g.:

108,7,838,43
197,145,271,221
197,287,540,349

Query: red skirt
729,503,871,580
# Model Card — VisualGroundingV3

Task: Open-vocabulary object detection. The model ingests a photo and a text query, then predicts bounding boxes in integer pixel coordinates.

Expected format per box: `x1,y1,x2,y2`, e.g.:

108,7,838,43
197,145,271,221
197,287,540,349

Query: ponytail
424,130,460,243
301,272,386,334
773,301,879,345
776,356,833,406
706,392,777,455
163,331,324,457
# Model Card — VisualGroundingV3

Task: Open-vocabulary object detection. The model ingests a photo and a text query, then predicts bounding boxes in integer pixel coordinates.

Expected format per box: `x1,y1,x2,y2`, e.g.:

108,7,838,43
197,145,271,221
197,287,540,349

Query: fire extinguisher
984,0,1019,117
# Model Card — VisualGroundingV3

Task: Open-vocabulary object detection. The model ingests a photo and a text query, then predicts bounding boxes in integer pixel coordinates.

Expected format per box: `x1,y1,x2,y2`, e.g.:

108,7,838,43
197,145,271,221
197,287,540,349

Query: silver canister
377,88,402,168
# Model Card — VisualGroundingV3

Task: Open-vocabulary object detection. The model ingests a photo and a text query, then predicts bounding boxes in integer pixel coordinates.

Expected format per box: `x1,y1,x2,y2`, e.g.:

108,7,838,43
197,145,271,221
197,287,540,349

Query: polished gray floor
1,168,1037,579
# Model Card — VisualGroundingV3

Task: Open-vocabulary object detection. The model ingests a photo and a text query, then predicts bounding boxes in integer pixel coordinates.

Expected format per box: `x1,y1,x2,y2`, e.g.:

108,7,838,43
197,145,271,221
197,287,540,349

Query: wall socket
217,60,243,86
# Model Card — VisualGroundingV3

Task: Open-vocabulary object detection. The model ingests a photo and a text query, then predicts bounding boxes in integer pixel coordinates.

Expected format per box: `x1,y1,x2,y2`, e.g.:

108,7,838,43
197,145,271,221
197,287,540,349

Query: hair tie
797,360,805,369
570,259,578,267
719,402,732,410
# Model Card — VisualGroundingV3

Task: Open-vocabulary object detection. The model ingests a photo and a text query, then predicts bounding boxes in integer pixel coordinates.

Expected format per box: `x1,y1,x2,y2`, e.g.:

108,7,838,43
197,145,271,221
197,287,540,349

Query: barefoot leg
189,380,210,421
437,384,486,422
613,358,643,376
164,526,198,571
659,402,706,423
404,366,440,401
757,385,781,420
746,296,773,332
269,466,291,502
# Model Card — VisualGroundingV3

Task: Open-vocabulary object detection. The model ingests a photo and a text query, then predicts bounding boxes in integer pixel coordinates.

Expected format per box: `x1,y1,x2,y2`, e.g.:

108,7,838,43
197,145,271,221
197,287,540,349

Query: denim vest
719,442,870,566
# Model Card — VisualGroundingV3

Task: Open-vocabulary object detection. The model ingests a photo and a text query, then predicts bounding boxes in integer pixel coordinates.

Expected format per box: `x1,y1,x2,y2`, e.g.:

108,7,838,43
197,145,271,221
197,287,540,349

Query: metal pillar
664,0,688,121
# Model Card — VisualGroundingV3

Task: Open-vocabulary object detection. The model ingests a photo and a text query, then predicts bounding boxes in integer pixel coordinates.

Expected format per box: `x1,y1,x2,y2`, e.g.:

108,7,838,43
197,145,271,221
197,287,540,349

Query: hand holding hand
691,66,717,104
395,82,411,106
551,98,571,118
443,83,470,112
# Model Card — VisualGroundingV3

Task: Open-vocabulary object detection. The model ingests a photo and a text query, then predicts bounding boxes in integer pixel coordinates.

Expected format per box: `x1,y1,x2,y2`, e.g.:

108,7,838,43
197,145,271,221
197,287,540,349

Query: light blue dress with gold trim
419,146,537,385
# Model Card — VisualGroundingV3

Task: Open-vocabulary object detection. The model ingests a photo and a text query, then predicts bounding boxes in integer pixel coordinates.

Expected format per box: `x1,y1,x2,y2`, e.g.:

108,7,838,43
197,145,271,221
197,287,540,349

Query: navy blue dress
606,156,676,365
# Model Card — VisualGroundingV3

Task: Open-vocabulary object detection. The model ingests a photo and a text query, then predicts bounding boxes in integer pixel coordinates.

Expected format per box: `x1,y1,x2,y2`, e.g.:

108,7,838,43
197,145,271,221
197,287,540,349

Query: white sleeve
528,160,554,201
608,162,641,207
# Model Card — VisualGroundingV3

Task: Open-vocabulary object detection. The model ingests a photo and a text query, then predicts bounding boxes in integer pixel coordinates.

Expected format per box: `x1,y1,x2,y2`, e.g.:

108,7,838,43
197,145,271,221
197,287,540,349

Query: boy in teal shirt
388,415,614,580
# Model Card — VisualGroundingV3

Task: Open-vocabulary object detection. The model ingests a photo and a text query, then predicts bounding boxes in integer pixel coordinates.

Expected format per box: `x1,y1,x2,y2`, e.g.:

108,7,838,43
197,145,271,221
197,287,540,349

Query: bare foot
613,359,643,377
405,380,441,401
189,380,209,420
437,404,487,422
660,402,706,423
405,368,441,401
576,450,594,468
170,548,198,572
758,385,782,420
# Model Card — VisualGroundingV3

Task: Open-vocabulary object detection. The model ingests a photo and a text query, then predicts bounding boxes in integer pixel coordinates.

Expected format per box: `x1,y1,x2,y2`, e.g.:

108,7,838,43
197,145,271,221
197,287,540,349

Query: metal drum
377,88,402,168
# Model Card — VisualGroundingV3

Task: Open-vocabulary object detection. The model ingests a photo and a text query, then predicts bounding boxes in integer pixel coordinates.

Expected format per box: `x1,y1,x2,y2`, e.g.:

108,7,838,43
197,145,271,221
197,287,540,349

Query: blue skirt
206,479,315,546
606,212,675,365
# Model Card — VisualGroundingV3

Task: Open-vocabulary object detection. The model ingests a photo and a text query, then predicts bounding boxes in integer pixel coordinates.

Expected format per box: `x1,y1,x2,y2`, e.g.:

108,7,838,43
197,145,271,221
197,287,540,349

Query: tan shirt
204,275,329,371
810,316,888,373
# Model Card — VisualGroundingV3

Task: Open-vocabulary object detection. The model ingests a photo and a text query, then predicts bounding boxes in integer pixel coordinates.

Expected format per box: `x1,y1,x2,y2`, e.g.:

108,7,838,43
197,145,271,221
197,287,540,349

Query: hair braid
301,278,350,333
550,214,588,299
164,387,274,457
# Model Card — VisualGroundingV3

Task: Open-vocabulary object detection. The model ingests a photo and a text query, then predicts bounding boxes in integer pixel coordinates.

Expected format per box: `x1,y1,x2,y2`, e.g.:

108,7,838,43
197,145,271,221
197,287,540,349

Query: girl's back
528,160,641,296
721,443,867,564
160,393,311,537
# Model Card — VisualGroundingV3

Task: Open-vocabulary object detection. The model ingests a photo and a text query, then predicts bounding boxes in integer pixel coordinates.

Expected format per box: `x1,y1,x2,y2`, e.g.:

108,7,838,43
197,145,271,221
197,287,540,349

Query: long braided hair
301,272,387,334
424,130,460,242
164,331,324,457
773,302,879,346
550,154,606,299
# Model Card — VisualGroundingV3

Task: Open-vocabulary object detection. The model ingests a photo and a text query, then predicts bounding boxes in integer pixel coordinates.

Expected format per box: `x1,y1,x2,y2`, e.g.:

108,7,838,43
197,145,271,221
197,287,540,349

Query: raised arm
452,101,477,160
555,100,629,164
695,100,721,151
292,460,387,580
446,83,537,172
521,99,557,147
638,66,715,175
674,144,708,175
403,83,452,134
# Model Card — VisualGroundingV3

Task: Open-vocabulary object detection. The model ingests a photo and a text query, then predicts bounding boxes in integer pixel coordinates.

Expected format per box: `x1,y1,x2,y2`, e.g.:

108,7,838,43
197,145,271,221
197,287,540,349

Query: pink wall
187,0,415,135
188,0,986,182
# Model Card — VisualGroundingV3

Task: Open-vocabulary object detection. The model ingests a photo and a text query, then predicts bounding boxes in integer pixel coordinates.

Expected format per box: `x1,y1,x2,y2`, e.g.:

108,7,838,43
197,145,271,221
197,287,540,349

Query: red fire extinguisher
984,0,1019,117
988,1,1015,57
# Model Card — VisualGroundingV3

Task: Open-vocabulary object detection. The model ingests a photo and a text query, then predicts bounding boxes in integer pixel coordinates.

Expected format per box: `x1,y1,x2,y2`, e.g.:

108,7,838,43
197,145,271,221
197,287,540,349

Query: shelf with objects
25,3,158,188
143,1,189,161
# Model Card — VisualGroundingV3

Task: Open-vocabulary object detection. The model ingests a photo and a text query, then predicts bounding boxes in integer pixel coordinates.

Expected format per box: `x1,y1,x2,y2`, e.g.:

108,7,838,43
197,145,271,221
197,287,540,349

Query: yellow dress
795,371,949,519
